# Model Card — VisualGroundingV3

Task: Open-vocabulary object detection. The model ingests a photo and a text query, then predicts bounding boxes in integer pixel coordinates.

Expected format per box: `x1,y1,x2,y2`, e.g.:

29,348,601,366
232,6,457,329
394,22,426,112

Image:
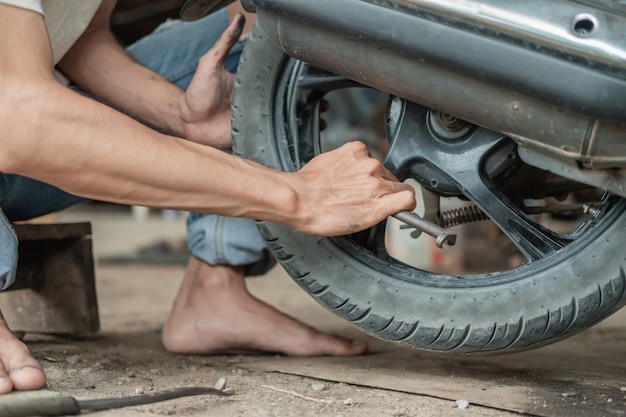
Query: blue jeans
0,10,271,291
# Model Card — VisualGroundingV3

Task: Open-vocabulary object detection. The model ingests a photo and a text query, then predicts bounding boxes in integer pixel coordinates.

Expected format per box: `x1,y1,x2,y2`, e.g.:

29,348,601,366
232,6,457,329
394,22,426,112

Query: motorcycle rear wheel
232,26,626,354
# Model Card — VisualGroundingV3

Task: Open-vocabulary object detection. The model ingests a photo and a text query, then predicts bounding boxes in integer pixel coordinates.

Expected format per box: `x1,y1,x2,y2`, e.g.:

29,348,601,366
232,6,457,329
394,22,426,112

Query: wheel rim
270,57,625,287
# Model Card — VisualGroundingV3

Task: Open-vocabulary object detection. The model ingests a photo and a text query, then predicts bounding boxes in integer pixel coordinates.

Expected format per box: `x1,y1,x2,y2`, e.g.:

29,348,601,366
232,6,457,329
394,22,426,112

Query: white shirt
0,0,102,64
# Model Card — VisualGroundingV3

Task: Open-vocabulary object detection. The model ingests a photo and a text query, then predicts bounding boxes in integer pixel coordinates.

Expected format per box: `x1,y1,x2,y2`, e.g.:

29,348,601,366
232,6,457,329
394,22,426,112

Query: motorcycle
183,0,626,354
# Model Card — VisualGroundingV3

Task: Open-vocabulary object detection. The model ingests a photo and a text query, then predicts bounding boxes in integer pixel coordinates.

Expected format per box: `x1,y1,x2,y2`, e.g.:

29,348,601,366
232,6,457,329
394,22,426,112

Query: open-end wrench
393,210,457,248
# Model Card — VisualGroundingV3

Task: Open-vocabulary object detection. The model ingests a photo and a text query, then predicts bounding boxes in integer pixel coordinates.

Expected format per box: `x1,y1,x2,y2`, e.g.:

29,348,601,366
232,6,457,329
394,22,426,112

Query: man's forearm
58,4,186,136
1,80,297,223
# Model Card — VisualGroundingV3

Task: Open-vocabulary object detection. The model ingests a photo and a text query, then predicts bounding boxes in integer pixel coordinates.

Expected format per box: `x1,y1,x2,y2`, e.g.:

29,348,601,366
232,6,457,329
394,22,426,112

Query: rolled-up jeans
0,9,272,291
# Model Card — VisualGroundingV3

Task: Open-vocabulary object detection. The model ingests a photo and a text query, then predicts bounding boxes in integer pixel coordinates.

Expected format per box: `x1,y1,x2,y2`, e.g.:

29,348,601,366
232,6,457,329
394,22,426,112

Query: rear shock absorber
439,205,489,228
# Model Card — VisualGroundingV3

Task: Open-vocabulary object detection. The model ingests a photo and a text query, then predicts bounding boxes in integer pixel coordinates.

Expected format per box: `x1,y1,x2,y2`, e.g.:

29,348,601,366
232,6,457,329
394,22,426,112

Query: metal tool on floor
392,210,457,248
0,386,234,417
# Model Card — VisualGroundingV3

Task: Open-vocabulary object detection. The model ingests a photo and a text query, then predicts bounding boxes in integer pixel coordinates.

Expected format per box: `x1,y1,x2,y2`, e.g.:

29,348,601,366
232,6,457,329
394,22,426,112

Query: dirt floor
0,206,624,417
2,264,517,417
2,261,623,417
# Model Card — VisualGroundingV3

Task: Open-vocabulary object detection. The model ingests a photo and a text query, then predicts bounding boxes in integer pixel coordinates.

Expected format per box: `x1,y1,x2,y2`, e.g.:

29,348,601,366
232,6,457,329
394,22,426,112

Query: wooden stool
0,222,99,335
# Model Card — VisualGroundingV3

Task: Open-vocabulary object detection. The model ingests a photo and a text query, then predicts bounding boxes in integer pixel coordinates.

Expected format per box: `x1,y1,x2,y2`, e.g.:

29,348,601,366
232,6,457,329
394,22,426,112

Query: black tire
232,26,626,354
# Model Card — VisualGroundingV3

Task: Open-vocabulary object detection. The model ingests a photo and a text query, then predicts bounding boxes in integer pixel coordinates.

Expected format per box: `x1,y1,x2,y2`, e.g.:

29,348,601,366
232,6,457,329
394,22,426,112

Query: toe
348,339,369,355
0,317,46,392
4,343,46,391
9,365,46,391
0,363,13,394
324,336,368,356
292,330,369,357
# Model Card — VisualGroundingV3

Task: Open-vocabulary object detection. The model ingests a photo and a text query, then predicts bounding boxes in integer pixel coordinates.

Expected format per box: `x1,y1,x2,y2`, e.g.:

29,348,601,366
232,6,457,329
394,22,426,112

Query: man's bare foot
162,256,368,356
0,311,46,394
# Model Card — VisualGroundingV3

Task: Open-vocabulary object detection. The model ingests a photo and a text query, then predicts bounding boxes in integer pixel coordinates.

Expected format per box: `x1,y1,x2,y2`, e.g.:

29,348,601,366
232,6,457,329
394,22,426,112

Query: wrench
393,210,457,248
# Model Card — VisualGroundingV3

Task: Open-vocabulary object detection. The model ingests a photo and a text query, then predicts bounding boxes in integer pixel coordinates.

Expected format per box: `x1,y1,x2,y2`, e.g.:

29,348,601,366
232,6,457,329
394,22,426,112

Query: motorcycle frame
241,0,626,197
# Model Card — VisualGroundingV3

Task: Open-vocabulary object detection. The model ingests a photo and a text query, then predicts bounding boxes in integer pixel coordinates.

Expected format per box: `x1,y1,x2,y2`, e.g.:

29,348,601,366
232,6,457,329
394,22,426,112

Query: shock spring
439,205,489,228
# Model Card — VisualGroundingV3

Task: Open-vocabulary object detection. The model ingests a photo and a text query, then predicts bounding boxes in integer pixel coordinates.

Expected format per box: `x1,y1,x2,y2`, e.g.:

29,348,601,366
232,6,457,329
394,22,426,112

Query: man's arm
0,4,415,236
57,0,192,138
0,6,281,215
59,0,238,148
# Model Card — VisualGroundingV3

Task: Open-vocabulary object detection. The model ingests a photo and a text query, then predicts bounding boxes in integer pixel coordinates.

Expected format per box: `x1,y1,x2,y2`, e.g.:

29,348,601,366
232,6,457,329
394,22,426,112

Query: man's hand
179,14,245,148
289,141,416,236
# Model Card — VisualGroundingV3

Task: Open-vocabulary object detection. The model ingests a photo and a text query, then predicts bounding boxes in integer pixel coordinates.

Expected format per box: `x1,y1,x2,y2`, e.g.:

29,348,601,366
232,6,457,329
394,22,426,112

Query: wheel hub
384,96,516,195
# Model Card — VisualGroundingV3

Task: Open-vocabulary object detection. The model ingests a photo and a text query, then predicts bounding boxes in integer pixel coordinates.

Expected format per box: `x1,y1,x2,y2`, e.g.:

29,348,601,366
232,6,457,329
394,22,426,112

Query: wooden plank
0,223,99,335
14,222,92,241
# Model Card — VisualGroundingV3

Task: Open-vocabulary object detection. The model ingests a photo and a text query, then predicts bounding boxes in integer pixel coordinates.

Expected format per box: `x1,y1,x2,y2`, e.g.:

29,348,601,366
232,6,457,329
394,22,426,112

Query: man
0,0,415,394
